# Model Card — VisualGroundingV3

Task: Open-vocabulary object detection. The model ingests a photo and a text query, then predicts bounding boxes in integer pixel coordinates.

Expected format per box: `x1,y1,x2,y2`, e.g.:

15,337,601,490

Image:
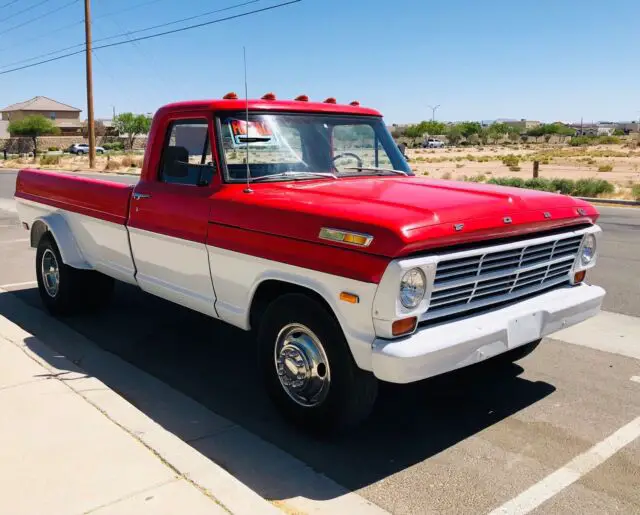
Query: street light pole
84,0,96,169
428,104,441,121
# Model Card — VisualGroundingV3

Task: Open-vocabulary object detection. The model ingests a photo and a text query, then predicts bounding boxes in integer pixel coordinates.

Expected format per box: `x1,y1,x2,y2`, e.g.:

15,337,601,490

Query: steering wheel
332,152,363,169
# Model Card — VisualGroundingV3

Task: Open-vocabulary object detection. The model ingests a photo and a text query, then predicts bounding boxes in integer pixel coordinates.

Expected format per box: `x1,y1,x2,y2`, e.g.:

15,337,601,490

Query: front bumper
371,283,605,384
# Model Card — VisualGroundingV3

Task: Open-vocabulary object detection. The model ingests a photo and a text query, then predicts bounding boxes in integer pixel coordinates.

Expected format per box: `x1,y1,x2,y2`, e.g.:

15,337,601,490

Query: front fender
30,214,91,270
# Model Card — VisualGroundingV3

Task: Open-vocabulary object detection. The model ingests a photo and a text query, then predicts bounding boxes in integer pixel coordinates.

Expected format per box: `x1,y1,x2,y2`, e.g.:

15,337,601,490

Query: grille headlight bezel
399,268,427,309
580,233,597,266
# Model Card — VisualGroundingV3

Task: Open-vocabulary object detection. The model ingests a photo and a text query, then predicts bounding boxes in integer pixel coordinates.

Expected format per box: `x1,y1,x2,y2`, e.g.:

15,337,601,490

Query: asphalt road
1,168,639,514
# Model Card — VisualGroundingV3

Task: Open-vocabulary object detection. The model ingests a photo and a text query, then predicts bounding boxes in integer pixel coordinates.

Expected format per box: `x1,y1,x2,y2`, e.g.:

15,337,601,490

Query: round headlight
581,234,596,265
400,268,426,309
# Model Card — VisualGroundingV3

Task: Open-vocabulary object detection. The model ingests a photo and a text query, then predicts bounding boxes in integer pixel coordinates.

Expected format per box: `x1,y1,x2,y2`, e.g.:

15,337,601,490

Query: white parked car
67,143,105,155
423,138,445,148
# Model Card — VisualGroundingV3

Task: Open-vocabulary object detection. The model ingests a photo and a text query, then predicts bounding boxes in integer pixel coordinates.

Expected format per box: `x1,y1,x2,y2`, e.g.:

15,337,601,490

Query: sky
0,0,639,124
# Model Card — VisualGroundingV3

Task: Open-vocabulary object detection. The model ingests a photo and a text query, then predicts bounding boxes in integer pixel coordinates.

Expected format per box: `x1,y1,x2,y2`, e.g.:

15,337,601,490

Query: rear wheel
258,294,378,435
36,233,114,316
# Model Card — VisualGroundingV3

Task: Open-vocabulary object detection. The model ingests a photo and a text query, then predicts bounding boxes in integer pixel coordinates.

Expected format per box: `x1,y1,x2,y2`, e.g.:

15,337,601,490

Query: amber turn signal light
339,292,359,304
574,270,586,283
392,317,417,337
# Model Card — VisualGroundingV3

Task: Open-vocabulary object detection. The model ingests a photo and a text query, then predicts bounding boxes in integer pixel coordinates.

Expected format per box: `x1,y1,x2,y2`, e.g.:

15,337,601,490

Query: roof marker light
261,92,276,101
294,94,309,102
223,92,238,100
349,101,360,106
324,97,337,104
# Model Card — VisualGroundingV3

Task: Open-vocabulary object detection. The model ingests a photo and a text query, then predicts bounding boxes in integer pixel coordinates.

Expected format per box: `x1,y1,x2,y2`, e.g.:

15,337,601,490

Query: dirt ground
406,143,640,198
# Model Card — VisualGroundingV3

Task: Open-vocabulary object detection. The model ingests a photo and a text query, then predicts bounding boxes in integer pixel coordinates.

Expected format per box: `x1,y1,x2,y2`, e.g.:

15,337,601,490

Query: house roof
1,96,81,113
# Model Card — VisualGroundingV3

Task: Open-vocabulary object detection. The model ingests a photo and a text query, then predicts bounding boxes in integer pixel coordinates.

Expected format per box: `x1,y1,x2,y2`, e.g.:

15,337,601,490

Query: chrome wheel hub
41,249,60,298
274,323,330,407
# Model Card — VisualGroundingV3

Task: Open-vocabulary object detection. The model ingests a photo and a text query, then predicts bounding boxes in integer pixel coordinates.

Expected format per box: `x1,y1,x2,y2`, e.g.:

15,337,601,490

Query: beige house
1,96,83,135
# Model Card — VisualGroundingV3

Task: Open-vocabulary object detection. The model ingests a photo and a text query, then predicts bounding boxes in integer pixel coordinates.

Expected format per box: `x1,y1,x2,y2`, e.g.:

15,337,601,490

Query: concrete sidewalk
0,320,284,515
0,333,230,515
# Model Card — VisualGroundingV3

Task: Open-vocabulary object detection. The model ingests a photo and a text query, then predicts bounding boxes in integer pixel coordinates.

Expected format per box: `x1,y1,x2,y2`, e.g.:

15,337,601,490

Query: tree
404,120,447,138
8,115,60,158
457,121,482,139
113,112,152,150
507,128,520,142
446,125,462,145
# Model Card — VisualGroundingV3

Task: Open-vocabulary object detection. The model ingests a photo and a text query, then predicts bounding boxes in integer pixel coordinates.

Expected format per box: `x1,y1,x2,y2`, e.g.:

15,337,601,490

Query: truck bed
15,169,133,225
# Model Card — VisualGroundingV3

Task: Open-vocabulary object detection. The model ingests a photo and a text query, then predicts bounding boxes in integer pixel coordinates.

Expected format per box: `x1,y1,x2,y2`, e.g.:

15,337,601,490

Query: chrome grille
425,234,583,320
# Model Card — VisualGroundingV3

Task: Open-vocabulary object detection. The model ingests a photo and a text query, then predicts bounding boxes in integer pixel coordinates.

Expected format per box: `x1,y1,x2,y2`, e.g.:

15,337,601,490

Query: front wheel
258,294,378,434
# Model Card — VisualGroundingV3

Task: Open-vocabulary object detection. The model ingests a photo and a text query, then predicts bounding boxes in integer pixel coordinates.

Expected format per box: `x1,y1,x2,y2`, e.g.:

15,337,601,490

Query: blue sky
0,0,638,124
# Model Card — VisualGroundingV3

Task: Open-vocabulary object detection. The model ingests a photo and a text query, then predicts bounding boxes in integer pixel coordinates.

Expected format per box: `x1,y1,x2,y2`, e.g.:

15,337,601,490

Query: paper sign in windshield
229,119,275,147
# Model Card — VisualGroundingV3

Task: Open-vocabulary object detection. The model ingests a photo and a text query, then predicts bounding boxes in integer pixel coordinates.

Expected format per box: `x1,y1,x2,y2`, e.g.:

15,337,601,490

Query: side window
160,120,215,186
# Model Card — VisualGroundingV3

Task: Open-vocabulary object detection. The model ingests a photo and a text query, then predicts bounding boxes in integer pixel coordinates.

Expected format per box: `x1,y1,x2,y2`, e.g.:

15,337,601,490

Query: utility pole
428,104,441,121
84,0,96,169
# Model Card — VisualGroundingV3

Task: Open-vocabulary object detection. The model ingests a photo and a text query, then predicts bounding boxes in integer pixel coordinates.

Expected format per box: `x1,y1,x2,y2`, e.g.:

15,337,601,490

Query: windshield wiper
250,171,338,183
343,166,408,176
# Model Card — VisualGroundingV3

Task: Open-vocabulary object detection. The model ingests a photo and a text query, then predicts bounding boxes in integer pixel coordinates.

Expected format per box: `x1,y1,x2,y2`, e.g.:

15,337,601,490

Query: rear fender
30,214,92,270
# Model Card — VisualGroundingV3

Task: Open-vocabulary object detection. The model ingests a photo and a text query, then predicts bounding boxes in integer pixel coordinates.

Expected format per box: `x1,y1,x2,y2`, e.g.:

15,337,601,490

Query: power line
0,0,260,70
0,0,53,24
0,0,20,8
0,0,79,37
0,0,167,54
0,0,299,76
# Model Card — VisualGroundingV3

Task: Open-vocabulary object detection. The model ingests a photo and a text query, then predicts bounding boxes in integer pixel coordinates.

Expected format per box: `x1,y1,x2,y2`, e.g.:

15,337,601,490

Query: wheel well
30,220,49,248
249,280,338,331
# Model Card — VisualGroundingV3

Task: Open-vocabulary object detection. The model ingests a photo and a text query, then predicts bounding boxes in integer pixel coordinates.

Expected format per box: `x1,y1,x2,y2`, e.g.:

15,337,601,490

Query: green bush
487,177,614,197
550,178,574,194
597,136,621,145
48,146,59,151
569,136,596,146
501,154,520,167
40,155,60,166
103,142,125,151
632,183,640,200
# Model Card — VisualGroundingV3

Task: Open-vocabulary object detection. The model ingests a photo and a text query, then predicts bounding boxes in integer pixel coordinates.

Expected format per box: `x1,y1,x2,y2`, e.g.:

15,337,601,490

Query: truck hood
213,177,599,257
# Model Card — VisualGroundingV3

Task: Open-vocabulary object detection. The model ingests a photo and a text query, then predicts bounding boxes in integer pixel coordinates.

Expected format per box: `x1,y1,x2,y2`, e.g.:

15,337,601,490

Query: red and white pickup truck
15,95,605,433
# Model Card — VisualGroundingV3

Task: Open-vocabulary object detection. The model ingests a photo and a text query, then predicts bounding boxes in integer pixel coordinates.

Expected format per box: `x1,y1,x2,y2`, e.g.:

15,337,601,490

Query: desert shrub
104,159,120,171
48,146,59,151
509,165,521,172
572,179,614,197
456,163,464,168
597,164,613,172
120,155,133,167
523,178,552,191
487,177,614,197
103,142,125,151
39,154,60,166
501,154,520,167
569,136,596,146
441,171,452,180
466,174,486,183
632,184,640,200
550,178,574,194
487,177,525,188
597,136,621,145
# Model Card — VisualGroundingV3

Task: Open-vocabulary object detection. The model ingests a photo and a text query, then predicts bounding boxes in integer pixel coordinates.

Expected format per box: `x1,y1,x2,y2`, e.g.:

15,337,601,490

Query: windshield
218,112,412,182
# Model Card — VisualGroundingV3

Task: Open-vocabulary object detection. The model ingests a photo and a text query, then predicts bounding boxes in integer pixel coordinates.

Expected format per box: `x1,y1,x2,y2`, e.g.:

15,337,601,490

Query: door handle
133,192,152,200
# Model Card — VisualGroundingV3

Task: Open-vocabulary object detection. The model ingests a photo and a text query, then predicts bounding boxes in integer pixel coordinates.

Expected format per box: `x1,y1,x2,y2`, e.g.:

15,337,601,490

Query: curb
577,197,640,207
0,288,280,515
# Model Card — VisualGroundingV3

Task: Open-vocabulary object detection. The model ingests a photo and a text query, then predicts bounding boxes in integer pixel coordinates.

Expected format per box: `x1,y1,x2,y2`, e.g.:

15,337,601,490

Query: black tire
258,294,378,435
36,233,114,316
76,150,84,155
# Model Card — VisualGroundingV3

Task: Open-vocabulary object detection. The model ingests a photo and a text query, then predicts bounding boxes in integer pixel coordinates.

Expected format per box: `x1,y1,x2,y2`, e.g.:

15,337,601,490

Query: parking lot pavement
1,183,639,514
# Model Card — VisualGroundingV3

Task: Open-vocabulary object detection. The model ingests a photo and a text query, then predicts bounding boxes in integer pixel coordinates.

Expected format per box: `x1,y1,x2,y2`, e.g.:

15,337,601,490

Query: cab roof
158,98,382,117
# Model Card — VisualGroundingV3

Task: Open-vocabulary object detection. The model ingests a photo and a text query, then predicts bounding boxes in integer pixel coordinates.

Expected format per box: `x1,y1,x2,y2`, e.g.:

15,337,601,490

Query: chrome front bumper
371,283,605,384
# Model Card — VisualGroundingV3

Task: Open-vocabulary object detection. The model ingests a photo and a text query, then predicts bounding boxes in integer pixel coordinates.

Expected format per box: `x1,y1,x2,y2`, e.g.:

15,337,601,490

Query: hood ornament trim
503,216,512,224
454,223,464,232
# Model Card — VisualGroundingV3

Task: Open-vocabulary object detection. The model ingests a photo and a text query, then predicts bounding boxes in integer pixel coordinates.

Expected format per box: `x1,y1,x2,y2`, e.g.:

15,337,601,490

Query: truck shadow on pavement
2,284,556,501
